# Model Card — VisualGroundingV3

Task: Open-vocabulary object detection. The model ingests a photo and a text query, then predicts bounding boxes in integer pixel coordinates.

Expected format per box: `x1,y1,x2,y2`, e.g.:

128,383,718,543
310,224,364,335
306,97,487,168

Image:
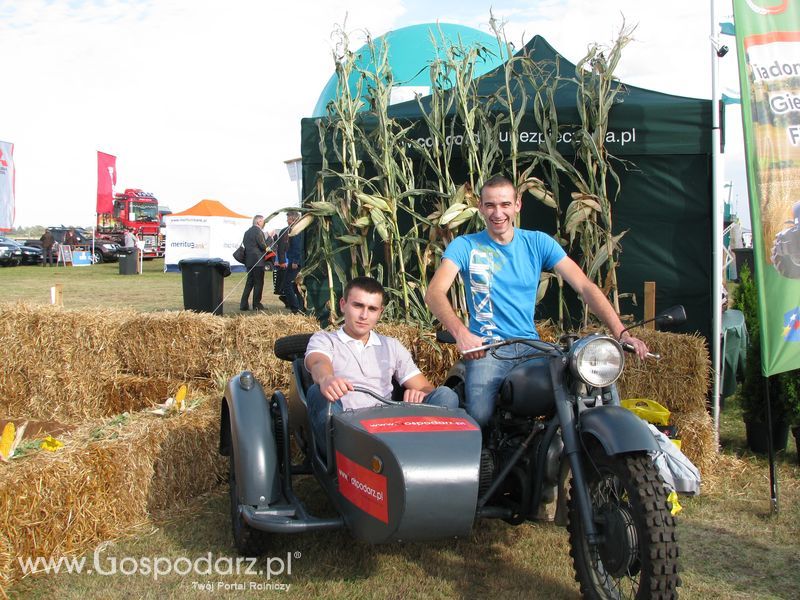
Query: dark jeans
43,247,56,266
282,266,300,311
240,266,264,308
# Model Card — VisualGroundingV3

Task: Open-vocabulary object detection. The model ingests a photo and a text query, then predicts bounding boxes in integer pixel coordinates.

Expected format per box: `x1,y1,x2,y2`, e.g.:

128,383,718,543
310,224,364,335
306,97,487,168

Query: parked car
25,228,121,263
0,245,15,266
0,237,43,265
0,241,23,266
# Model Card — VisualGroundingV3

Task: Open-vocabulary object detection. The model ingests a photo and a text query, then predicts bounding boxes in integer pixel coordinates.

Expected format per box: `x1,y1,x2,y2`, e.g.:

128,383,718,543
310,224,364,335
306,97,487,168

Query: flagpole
711,0,723,448
764,376,779,513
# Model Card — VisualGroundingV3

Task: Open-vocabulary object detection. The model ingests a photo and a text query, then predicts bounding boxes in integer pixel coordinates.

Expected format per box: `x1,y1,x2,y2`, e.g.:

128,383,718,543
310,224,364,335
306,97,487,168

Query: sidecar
219,334,482,554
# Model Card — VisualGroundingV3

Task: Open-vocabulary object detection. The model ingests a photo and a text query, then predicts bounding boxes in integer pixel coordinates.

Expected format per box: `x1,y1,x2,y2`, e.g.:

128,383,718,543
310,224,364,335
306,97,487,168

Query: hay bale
0,303,130,376
0,397,224,586
0,304,133,420
375,324,459,386
618,329,710,415
0,533,12,589
115,311,226,379
672,410,718,476
220,313,319,392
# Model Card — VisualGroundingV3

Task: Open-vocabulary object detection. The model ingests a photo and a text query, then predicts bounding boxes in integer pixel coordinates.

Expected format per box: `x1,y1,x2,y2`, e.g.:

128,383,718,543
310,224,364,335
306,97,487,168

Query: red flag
97,151,117,214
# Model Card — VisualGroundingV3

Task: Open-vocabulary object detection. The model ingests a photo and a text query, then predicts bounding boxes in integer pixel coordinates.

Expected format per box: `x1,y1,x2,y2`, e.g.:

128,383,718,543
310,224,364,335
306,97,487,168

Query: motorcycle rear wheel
568,450,679,599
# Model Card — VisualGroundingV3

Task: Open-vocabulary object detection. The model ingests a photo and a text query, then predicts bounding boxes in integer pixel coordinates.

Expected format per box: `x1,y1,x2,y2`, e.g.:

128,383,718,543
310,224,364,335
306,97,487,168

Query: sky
0,0,746,230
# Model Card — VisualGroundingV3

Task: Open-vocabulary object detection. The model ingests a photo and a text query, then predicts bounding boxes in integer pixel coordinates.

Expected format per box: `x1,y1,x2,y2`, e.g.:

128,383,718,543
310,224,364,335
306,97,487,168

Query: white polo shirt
304,328,421,410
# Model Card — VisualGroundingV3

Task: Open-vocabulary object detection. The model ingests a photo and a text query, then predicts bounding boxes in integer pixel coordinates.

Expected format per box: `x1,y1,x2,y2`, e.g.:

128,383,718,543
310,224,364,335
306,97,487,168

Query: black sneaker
253,303,265,311
239,305,249,311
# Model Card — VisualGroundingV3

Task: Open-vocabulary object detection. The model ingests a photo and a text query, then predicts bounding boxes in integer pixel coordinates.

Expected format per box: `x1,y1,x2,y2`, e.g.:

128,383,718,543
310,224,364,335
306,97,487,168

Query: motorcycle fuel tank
331,403,482,543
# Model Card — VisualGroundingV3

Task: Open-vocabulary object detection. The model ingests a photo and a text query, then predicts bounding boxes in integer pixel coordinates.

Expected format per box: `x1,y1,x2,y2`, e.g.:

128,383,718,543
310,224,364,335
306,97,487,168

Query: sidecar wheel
229,442,269,556
568,450,680,600
771,228,800,278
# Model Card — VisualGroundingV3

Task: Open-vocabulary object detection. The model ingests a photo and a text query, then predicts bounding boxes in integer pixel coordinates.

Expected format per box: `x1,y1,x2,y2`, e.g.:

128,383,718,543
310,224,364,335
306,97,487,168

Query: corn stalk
298,19,634,332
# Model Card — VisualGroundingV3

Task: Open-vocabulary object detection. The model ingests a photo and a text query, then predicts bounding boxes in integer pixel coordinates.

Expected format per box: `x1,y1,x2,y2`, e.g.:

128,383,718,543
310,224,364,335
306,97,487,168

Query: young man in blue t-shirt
425,175,649,426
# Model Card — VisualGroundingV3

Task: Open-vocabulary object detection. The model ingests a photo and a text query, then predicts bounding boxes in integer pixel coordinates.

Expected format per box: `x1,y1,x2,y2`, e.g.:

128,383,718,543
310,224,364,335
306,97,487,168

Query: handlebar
621,341,661,360
326,385,400,419
460,337,558,356
447,331,661,361
352,385,401,405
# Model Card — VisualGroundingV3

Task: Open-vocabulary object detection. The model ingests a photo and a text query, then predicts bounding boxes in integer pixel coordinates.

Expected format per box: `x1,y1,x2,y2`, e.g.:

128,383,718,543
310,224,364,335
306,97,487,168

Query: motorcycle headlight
569,334,624,387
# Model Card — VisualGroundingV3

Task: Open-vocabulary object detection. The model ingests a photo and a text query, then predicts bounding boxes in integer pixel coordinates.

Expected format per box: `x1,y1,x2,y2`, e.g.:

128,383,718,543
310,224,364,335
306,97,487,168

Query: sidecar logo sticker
360,416,480,433
336,451,389,524
783,306,800,341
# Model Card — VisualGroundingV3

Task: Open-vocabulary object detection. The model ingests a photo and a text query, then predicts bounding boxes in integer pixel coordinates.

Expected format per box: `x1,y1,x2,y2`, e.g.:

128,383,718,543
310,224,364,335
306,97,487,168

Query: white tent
164,199,250,273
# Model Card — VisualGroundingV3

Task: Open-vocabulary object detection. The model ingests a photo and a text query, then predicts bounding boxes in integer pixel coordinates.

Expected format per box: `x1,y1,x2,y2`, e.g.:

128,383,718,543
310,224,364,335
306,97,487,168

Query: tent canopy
164,199,251,273
169,199,249,219
300,35,713,341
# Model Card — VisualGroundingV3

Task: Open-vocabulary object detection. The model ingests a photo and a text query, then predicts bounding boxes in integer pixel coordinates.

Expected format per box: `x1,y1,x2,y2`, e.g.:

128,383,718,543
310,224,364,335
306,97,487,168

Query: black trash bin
118,248,138,275
178,258,231,315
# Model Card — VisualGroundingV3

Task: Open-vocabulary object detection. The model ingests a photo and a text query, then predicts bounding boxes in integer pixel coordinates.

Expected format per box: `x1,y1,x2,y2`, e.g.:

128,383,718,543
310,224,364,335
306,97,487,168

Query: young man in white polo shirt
305,276,459,447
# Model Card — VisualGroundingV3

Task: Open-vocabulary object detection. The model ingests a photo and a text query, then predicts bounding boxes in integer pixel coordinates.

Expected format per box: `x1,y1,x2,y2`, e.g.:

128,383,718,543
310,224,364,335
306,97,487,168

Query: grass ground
2,264,798,599
0,260,286,314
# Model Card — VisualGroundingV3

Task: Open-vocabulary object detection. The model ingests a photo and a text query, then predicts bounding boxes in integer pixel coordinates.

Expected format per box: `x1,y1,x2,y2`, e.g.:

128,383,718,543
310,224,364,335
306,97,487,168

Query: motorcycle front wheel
568,449,679,599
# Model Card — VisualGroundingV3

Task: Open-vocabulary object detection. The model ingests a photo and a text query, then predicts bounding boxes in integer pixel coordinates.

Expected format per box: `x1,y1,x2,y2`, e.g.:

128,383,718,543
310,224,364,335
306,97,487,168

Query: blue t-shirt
442,229,566,341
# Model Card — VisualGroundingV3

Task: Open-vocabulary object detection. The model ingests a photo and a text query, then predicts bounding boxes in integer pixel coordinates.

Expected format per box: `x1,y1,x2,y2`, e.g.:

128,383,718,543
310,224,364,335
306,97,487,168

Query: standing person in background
40,229,55,267
239,214,268,311
63,228,79,247
123,227,137,250
123,227,141,273
277,210,304,314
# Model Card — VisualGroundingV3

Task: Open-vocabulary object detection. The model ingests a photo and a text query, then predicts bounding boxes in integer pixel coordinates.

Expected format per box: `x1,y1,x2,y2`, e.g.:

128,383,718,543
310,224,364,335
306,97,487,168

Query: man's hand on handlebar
619,332,650,360
456,330,488,360
403,389,427,404
319,375,354,401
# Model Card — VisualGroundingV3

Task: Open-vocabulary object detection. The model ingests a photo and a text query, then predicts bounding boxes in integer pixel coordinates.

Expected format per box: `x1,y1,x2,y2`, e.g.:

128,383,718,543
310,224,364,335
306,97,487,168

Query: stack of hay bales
0,304,321,587
0,303,713,588
616,328,714,474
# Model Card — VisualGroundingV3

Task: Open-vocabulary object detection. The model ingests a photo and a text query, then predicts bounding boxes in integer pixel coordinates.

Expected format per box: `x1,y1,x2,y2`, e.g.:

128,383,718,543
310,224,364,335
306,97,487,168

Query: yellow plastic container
620,398,671,426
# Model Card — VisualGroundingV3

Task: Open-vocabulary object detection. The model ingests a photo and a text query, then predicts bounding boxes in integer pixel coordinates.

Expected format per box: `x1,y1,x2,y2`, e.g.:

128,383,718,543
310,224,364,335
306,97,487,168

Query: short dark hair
343,276,385,304
480,174,515,200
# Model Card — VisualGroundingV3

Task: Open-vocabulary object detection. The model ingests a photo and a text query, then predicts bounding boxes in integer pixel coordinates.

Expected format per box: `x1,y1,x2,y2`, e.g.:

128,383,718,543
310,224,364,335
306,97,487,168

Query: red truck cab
97,189,163,258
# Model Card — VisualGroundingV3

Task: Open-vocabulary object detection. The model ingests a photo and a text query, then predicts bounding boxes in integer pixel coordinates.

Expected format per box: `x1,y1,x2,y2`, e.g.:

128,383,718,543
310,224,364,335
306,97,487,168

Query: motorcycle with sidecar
771,200,800,278
219,306,686,599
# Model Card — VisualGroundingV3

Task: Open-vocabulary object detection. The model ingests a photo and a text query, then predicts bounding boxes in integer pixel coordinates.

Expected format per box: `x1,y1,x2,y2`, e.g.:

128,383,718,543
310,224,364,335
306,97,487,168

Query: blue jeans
464,342,540,427
306,384,459,454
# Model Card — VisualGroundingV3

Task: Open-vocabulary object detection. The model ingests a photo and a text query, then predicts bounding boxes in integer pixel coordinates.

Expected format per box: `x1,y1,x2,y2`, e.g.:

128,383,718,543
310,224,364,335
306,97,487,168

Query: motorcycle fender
579,405,659,455
220,372,281,507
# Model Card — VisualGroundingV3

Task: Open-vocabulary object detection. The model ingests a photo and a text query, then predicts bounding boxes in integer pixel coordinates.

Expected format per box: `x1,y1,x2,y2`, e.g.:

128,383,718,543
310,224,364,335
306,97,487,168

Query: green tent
300,35,713,341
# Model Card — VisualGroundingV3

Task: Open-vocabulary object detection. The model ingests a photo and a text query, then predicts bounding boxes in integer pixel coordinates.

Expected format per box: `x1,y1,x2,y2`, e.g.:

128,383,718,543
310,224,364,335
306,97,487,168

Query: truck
96,188,164,259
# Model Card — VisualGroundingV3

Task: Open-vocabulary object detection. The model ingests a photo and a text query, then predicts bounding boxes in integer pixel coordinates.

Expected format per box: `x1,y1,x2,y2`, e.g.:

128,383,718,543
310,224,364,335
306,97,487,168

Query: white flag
0,141,15,230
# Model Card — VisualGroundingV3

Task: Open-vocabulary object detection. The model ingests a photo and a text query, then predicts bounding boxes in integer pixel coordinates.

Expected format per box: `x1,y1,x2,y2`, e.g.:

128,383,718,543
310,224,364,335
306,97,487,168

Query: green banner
734,0,800,376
